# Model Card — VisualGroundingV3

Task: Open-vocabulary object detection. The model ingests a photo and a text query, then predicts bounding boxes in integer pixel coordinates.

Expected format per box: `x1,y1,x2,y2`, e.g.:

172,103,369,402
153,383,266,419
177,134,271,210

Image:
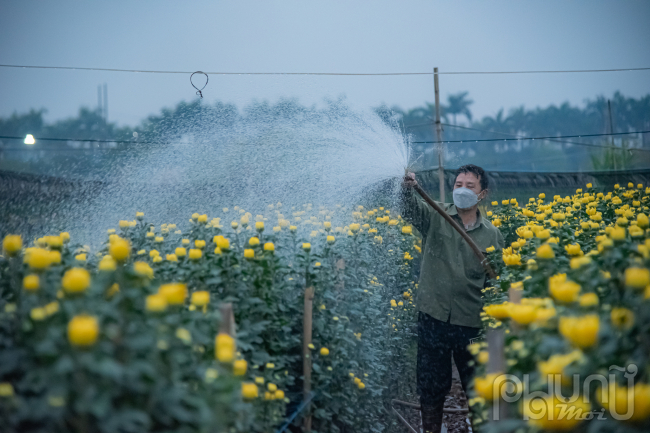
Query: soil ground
393,361,471,433
442,364,471,433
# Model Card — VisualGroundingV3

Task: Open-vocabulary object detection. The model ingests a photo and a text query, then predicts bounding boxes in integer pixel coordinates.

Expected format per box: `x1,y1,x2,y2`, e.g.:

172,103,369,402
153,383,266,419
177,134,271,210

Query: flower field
0,204,421,433
474,182,650,432
2,181,650,433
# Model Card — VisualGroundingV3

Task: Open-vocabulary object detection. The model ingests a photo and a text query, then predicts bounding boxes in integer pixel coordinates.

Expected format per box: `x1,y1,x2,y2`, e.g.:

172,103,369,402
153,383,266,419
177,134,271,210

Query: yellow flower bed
0,203,420,432
475,183,650,431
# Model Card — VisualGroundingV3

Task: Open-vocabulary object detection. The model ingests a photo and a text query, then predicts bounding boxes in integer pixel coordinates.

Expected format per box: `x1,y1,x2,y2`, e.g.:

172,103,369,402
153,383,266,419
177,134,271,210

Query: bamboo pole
486,329,505,375
218,303,243,427
335,258,345,291
218,303,236,337
412,183,497,279
508,287,523,305
433,67,445,202
486,328,507,421
509,287,523,335
484,283,518,423
303,286,315,432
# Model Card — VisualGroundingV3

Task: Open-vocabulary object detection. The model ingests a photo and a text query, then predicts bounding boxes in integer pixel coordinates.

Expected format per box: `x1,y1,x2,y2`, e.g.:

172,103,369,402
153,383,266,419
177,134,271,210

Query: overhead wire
1,64,650,76
1,64,648,153
411,130,650,145
404,121,650,152
0,135,164,145
442,123,634,151
0,135,166,150
1,130,649,152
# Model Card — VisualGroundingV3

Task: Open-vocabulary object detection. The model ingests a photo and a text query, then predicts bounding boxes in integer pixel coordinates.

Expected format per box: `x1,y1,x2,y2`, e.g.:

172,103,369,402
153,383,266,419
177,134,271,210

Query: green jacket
401,187,504,328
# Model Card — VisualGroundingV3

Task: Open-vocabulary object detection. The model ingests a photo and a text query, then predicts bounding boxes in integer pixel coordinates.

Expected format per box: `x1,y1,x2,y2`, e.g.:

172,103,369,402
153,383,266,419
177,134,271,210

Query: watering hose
411,183,497,280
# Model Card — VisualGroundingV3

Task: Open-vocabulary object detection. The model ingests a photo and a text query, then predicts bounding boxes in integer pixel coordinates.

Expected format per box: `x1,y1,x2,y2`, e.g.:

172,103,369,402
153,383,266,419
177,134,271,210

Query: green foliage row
0,204,421,433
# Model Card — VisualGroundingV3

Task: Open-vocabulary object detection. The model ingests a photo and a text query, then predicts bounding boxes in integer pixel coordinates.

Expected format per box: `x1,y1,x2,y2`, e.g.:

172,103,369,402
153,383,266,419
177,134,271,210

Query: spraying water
78,98,410,238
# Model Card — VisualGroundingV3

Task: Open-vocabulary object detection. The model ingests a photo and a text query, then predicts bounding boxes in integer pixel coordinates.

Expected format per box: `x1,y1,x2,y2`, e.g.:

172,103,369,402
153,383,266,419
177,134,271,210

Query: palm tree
480,109,509,133
445,92,473,125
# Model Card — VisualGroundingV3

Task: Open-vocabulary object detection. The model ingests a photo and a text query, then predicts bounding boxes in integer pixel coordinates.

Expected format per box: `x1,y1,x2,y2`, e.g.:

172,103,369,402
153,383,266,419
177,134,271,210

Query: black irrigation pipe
274,392,316,433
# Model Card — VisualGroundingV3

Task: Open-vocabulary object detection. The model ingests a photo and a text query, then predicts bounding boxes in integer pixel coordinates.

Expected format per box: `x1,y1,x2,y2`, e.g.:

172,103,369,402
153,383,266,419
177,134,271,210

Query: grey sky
1,0,649,126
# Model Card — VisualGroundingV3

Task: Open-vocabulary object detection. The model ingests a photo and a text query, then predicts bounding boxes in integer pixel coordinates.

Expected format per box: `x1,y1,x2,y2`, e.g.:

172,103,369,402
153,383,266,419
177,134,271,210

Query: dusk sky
1,0,649,126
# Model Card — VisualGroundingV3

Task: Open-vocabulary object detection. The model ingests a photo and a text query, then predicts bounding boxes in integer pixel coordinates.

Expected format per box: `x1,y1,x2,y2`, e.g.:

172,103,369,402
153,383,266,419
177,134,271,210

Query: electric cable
1,64,649,76
1,130,649,151
405,121,650,152
411,130,650,145
442,123,645,152
0,135,166,150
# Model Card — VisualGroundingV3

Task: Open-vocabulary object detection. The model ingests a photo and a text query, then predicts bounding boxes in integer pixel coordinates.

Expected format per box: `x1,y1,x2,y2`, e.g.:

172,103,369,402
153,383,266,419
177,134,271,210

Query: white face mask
453,187,480,210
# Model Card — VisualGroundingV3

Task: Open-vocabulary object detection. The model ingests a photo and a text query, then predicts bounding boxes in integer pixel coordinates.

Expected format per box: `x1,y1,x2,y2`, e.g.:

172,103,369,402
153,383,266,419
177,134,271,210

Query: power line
0,135,163,146
405,118,649,151
408,120,636,139
412,130,650,145
439,122,644,152
1,64,650,76
1,130,647,146
403,120,438,129
1,130,649,152
0,147,129,152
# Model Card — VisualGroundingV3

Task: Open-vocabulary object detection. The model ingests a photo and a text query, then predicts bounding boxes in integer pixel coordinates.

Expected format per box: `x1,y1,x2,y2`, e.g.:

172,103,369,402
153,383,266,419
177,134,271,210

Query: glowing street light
24,134,36,145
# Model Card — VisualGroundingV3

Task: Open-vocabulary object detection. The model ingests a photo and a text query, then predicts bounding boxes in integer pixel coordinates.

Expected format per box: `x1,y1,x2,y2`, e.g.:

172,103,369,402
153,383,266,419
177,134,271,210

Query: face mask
453,187,480,210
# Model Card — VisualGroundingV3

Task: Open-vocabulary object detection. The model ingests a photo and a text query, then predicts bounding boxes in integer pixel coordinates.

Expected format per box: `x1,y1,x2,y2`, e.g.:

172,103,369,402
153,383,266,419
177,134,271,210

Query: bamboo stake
303,286,315,432
335,258,345,291
486,328,507,421
218,303,237,337
509,287,523,334
218,303,243,427
508,287,523,305
433,67,445,202
486,329,505,375
412,183,497,279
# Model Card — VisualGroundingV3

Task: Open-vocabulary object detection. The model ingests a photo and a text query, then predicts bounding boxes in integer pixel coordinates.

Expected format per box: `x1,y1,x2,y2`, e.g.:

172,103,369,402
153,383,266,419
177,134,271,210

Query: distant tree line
1,92,648,177
376,91,649,141
376,91,650,171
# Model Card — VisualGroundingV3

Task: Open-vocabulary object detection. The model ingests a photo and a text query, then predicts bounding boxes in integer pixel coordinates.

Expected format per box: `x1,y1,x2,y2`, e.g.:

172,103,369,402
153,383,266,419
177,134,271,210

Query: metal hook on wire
190,71,209,98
